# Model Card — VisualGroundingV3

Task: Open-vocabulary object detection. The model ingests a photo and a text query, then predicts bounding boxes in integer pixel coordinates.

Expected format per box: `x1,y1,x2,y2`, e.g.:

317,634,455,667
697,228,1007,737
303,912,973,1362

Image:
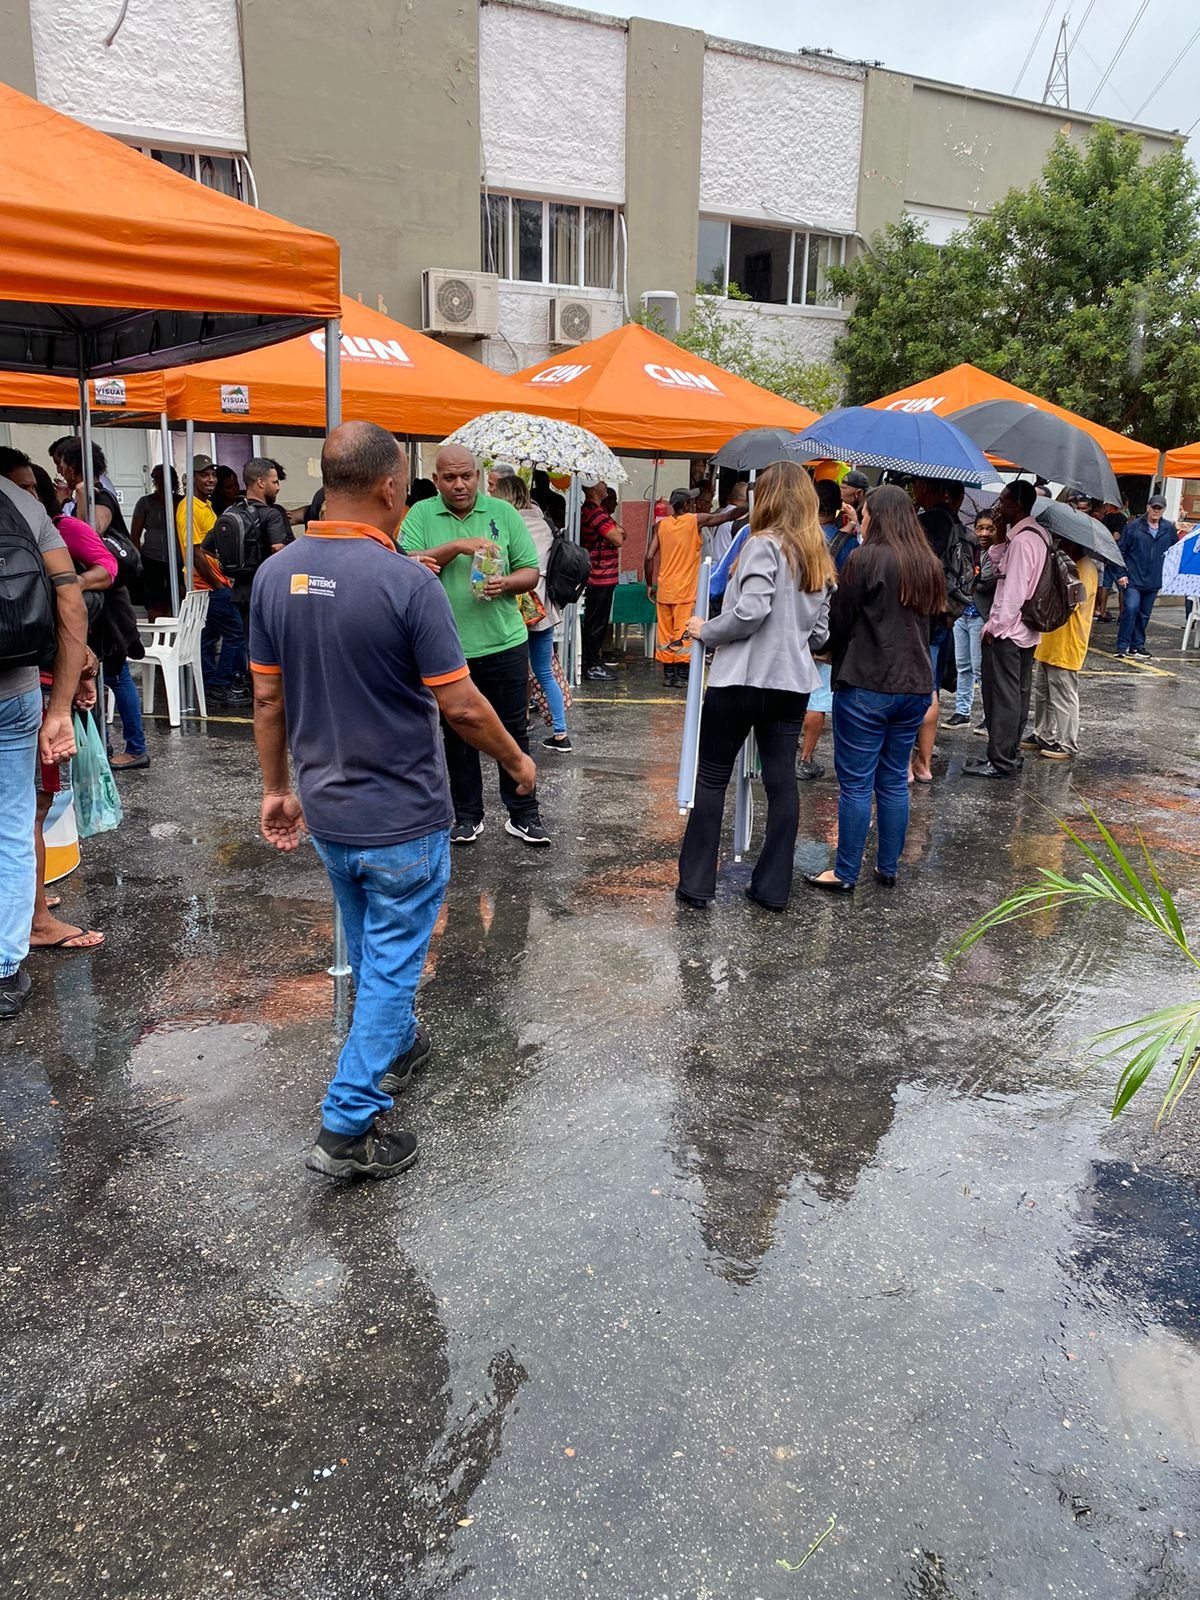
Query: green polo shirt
402,493,539,660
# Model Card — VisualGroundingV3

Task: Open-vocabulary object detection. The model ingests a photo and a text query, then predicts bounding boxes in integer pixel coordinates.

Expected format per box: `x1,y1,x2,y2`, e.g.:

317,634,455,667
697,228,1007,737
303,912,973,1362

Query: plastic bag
71,711,123,838
469,541,502,601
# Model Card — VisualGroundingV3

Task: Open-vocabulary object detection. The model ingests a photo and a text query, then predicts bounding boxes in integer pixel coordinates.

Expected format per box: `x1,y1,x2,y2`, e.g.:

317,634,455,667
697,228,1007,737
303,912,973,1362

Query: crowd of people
0,415,1191,1181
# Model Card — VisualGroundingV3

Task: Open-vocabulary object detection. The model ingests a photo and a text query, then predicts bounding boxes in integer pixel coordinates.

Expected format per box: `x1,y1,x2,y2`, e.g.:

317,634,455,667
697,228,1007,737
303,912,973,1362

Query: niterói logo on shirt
289,573,337,598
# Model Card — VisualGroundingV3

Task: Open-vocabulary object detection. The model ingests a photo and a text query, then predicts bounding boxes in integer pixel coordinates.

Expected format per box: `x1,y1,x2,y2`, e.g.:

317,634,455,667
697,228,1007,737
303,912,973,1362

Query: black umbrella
947,399,1121,505
1035,499,1125,569
712,427,800,472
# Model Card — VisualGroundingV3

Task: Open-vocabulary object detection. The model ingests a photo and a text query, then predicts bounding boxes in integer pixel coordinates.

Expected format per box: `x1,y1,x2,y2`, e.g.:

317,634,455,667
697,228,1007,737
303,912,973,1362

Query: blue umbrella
790,405,993,484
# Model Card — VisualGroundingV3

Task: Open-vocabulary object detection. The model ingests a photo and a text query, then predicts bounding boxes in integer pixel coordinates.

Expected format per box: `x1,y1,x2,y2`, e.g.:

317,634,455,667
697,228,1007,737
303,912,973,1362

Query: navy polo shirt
250,521,468,846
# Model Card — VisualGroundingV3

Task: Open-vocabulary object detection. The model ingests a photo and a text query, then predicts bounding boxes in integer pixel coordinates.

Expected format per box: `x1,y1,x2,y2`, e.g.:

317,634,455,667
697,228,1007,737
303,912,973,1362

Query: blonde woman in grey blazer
676,461,835,912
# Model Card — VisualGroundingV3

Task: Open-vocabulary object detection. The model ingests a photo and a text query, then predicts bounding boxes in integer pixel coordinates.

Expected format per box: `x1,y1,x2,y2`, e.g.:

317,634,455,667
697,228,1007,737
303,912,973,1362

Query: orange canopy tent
155,297,573,435
1164,442,1200,478
510,322,819,455
0,83,340,376
0,371,167,422
869,364,1158,478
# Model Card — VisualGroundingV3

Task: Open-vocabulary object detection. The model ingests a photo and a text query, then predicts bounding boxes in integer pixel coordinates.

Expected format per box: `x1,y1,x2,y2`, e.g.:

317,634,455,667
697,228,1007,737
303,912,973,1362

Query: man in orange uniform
649,486,740,686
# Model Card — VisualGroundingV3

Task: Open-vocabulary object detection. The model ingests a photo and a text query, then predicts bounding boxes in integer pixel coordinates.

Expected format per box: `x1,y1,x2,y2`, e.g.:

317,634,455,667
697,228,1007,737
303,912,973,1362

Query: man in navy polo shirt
250,423,536,1181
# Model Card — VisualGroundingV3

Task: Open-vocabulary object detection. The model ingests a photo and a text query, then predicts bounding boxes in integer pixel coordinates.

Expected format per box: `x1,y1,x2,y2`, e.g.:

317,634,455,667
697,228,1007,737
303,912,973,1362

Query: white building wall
479,3,626,201
30,0,246,150
488,283,623,374
699,46,863,232
714,300,846,371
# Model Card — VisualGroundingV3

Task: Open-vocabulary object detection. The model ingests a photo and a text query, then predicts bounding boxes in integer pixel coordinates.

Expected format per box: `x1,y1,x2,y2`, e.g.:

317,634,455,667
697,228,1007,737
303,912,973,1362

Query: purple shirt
984,519,1047,648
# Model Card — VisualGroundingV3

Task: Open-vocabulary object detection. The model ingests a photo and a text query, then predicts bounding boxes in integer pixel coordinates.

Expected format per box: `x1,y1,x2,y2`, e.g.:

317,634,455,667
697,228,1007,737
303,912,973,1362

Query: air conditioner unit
422,269,500,338
640,290,680,337
549,297,623,346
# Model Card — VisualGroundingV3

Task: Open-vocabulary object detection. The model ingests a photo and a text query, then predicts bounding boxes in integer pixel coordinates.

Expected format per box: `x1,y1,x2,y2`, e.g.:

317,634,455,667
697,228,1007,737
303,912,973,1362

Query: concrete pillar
855,69,914,253
0,0,38,96
623,17,705,326
239,0,481,329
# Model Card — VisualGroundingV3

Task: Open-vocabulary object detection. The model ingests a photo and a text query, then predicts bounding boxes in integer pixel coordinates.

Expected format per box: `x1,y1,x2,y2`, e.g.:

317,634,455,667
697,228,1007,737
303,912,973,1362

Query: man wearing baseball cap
176,454,249,705
1114,493,1179,660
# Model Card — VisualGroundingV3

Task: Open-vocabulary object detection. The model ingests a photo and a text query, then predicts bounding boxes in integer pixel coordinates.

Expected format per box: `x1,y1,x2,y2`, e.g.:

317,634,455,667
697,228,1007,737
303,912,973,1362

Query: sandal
30,925,106,951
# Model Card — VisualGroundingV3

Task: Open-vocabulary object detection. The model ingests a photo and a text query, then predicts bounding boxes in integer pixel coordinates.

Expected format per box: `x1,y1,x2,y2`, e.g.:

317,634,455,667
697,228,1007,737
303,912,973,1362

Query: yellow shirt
175,497,227,590
1034,556,1098,672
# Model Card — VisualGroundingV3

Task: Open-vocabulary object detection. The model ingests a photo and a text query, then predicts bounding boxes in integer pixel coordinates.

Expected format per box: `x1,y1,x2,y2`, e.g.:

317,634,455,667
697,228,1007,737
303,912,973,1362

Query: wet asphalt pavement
2,609,1200,1599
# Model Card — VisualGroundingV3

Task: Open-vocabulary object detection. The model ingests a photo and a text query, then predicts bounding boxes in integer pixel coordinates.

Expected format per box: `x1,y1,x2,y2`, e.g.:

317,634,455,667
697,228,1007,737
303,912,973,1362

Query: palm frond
950,798,1199,1121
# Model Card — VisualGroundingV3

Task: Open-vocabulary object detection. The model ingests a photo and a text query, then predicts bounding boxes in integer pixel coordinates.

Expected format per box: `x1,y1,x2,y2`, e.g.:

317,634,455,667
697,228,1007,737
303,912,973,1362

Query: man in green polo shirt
402,445,549,846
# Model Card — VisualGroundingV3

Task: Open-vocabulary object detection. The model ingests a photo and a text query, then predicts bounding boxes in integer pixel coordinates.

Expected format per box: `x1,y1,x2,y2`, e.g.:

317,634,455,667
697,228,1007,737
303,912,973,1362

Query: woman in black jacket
806,485,946,893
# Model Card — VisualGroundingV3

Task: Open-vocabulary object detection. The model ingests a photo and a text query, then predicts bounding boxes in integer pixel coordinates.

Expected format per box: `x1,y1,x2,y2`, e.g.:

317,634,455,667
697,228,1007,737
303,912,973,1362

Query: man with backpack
204,457,291,642
964,479,1049,779
0,473,89,1019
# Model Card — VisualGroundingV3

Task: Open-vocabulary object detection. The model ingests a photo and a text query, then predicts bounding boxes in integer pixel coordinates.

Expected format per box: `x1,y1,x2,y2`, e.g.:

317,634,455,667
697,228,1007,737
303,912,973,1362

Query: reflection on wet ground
2,614,1199,1597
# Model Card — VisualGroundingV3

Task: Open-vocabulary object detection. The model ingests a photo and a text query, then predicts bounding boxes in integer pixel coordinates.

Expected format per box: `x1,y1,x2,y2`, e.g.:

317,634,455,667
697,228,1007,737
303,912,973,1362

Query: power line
1131,20,1200,120
1068,0,1100,52
1074,38,1138,114
1012,0,1057,96
1085,0,1152,111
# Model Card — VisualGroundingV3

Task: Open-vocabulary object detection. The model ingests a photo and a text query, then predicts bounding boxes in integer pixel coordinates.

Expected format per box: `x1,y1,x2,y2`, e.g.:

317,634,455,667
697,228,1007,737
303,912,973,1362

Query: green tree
641,286,841,413
829,123,1200,449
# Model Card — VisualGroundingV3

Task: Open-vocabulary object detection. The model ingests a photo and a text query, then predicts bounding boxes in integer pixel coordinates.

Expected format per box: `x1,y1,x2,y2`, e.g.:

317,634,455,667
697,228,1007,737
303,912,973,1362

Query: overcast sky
589,0,1198,149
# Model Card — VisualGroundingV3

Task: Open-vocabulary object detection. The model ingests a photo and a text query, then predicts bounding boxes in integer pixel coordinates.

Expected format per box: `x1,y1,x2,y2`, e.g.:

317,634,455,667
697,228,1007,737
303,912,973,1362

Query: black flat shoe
674,889,710,909
744,888,785,912
803,871,855,894
873,870,897,887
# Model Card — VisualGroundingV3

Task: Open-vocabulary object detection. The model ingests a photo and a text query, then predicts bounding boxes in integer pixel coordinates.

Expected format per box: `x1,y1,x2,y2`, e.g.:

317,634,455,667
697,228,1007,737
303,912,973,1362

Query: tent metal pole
322,315,351,983
676,556,711,812
184,418,195,592
160,413,180,617
564,475,583,685
78,375,96,528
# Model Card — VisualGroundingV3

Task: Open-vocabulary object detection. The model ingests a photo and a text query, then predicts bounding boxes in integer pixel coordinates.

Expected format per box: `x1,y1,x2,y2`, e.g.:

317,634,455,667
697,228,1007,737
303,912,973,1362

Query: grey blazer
698,533,831,694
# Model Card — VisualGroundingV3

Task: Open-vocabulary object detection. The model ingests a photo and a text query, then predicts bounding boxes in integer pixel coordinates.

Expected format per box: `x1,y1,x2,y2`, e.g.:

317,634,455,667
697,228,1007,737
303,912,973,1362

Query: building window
479,193,617,290
696,217,846,308
141,147,255,205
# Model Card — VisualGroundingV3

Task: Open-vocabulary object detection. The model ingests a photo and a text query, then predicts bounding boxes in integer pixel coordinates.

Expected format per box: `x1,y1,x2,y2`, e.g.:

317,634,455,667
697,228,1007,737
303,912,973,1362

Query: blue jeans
107,661,147,756
1116,584,1158,654
832,686,929,883
929,625,951,696
953,613,984,715
528,627,566,734
200,587,247,690
0,689,41,976
311,828,451,1135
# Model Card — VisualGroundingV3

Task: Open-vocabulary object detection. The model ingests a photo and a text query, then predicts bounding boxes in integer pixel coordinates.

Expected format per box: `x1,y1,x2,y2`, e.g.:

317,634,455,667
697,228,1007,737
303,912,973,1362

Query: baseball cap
1148,492,1167,508
192,454,216,473
1067,488,1090,503
842,470,870,490
669,488,692,510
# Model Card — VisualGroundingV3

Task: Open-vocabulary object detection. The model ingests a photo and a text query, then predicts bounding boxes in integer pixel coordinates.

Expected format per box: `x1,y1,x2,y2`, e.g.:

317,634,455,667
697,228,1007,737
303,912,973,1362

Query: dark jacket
829,543,942,697
1119,516,1178,590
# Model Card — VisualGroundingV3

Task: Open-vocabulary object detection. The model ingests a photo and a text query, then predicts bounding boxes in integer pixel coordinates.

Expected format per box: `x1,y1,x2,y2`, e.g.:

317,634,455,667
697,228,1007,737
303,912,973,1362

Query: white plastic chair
133,591,210,725
1183,606,1199,652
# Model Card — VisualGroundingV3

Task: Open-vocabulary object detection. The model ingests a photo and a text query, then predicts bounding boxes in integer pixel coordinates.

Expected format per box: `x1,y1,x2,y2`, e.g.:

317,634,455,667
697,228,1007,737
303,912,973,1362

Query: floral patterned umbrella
443,411,627,483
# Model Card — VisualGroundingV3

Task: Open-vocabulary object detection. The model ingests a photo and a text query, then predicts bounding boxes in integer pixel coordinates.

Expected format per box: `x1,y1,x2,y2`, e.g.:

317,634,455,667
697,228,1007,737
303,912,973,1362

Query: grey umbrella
712,427,801,472
1035,499,1125,569
947,399,1121,505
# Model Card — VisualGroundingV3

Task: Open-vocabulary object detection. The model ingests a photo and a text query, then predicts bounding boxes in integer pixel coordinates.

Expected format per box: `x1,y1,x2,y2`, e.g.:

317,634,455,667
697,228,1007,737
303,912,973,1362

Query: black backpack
0,492,57,671
207,499,268,582
1021,525,1087,634
99,525,143,589
943,522,978,617
545,533,591,609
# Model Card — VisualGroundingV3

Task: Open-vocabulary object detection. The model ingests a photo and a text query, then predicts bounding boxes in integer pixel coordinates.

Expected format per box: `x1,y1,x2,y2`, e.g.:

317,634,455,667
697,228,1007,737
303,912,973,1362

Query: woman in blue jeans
806,485,947,893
